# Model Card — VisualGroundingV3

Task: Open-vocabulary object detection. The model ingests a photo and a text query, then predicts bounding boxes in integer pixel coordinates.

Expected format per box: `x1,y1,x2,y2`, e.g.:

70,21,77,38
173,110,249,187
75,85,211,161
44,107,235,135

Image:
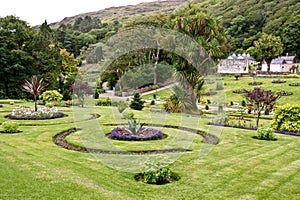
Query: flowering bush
8,106,64,120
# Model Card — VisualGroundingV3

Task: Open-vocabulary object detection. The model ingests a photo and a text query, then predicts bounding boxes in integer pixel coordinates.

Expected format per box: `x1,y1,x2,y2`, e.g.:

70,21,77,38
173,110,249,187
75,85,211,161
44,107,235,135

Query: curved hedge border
53,124,218,155
8,112,65,120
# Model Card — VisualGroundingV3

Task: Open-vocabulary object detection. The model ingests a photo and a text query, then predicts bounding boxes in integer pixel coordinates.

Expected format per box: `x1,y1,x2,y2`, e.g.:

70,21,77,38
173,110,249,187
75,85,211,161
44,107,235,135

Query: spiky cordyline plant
22,75,47,112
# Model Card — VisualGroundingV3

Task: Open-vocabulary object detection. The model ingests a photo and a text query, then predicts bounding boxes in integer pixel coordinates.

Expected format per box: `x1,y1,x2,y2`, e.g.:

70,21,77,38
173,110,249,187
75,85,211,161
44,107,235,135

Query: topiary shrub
130,93,144,110
272,104,300,133
150,100,155,105
1,121,19,133
40,90,63,104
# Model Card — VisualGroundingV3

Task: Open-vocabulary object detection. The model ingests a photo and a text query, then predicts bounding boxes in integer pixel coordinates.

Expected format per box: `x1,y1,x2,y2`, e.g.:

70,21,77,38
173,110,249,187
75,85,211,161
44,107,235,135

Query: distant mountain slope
50,0,189,26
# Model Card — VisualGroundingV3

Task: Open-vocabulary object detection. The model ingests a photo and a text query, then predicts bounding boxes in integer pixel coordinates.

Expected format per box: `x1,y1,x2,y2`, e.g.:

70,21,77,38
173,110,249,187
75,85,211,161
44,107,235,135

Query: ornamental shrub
40,90,63,104
122,111,135,119
257,128,276,140
138,162,180,184
1,121,19,133
272,104,300,133
130,93,144,110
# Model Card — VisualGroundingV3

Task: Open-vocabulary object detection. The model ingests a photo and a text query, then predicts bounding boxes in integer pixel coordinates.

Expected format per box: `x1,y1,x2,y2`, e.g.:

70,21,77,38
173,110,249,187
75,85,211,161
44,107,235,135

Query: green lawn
0,103,300,199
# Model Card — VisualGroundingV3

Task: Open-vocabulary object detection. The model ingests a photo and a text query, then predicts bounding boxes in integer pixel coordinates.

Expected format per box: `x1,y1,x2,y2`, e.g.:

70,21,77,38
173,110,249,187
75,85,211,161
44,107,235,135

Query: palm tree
22,75,47,111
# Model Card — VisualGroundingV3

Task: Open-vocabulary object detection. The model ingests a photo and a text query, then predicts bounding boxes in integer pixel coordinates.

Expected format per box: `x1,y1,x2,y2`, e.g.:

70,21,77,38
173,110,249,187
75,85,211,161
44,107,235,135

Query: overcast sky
0,0,157,26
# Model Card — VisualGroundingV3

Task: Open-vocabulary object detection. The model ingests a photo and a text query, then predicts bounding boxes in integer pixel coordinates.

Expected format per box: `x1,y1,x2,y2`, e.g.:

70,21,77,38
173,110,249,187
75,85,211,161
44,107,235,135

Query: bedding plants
8,106,64,120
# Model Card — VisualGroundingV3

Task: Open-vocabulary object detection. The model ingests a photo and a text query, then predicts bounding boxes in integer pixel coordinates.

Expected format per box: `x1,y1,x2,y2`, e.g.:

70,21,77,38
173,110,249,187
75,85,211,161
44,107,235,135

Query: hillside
50,0,189,26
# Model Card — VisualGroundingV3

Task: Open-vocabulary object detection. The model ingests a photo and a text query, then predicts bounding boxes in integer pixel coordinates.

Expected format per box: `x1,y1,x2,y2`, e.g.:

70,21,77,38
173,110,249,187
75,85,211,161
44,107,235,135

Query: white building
261,55,299,73
217,53,256,74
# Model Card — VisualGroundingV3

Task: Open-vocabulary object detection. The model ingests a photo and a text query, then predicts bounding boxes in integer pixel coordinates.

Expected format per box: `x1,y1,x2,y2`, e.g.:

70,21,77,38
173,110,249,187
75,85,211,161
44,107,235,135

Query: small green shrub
1,121,19,133
150,100,155,105
241,100,246,107
257,128,276,140
153,93,156,99
136,162,180,185
122,111,135,119
95,98,112,106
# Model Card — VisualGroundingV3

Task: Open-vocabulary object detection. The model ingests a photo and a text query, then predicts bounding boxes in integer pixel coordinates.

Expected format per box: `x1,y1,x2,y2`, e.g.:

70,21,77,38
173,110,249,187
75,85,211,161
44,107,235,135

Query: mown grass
0,102,300,199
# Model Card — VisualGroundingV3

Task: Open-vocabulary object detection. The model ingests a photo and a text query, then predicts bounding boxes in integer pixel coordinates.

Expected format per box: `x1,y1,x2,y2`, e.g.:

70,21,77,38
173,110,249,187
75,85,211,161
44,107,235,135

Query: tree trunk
267,62,271,74
153,49,160,85
34,96,37,112
256,112,261,129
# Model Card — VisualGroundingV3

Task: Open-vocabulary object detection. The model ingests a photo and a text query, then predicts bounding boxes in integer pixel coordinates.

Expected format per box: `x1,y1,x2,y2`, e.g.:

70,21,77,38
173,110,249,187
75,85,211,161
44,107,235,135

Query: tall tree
254,33,283,73
30,21,62,88
0,15,36,98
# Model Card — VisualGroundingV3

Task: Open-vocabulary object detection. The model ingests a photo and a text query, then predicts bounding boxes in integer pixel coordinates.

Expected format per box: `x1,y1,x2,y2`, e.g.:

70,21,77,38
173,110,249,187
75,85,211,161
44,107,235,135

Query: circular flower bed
232,89,247,94
272,79,286,84
277,91,293,96
8,106,64,120
248,81,263,86
110,127,164,141
289,83,300,86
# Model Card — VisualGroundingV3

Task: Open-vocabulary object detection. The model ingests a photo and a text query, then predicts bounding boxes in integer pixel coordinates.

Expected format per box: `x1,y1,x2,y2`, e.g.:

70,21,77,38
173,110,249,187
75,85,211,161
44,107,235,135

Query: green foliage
272,104,300,133
257,128,276,140
45,102,54,108
139,162,179,184
163,94,181,113
254,33,283,72
1,121,19,133
130,93,144,110
40,90,63,104
122,111,135,120
150,100,155,105
95,98,112,106
126,118,144,135
117,101,128,113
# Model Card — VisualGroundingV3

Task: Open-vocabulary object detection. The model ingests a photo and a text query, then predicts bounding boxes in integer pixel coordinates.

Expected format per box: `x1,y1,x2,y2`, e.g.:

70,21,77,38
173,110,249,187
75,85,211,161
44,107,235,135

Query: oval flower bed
8,106,64,120
110,127,164,141
272,79,286,84
289,83,300,86
248,81,263,86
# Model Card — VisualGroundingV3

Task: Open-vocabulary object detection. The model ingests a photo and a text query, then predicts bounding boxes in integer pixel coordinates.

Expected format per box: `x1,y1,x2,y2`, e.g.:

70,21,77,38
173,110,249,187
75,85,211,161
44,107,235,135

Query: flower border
8,112,65,120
